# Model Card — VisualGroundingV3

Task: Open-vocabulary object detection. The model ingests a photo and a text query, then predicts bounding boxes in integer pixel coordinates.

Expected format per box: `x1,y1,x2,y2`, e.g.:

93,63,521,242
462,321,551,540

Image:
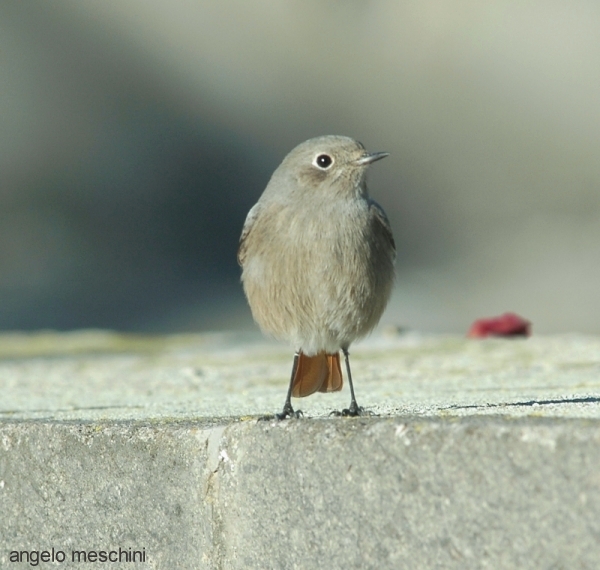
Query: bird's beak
354,152,389,166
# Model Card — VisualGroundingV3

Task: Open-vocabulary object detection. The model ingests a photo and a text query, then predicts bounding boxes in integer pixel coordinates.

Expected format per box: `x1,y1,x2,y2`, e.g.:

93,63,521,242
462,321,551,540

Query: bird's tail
291,351,343,398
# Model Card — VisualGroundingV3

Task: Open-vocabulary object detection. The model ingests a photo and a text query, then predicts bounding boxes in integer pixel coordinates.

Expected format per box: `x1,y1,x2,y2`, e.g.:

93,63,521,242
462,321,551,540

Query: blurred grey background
1,0,599,334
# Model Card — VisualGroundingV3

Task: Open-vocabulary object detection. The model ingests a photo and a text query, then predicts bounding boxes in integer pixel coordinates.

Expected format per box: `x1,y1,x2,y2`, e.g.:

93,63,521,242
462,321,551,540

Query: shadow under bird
238,135,396,419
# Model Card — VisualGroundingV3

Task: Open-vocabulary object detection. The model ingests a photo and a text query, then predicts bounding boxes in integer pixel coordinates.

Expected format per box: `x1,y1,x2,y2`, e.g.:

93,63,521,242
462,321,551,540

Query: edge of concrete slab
1,414,599,569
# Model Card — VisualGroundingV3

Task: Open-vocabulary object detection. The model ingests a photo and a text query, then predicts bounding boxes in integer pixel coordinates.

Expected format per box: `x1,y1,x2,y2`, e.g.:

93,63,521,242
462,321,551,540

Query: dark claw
258,408,303,421
273,402,304,420
276,409,303,420
330,404,374,417
342,406,363,417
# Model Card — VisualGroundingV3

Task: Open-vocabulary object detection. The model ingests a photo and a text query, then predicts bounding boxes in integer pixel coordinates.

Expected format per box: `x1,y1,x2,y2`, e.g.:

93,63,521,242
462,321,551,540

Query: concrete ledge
2,417,599,569
1,332,600,568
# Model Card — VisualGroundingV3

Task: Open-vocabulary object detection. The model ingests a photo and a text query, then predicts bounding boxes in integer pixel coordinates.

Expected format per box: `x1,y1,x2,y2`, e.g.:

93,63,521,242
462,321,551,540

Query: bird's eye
314,153,333,169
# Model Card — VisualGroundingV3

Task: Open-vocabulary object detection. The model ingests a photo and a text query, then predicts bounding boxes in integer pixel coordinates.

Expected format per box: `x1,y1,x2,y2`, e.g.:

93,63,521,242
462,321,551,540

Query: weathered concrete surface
219,417,600,570
1,331,600,569
1,330,599,421
0,421,218,568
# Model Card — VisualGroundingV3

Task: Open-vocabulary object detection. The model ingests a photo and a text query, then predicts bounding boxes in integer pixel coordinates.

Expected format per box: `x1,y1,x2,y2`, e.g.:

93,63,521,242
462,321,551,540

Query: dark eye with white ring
313,153,333,169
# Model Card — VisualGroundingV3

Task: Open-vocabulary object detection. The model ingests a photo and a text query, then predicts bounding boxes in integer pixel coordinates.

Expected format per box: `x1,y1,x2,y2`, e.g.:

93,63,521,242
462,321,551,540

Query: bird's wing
237,203,262,266
369,200,396,254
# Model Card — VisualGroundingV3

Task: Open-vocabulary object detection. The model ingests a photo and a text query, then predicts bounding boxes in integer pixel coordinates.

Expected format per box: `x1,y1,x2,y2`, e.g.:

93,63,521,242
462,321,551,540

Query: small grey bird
238,135,395,419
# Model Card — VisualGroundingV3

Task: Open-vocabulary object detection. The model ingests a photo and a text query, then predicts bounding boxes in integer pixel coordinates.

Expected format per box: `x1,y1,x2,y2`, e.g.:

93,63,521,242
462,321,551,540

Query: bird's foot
330,402,374,417
264,402,303,421
275,409,303,420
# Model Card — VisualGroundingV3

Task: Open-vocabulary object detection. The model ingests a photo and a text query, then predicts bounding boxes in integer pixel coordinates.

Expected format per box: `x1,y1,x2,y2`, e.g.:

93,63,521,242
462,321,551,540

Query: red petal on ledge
468,312,531,338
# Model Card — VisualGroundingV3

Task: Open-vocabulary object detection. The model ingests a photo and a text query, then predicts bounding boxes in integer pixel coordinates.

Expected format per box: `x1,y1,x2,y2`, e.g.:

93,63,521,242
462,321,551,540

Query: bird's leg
330,348,371,417
343,348,361,415
274,352,303,420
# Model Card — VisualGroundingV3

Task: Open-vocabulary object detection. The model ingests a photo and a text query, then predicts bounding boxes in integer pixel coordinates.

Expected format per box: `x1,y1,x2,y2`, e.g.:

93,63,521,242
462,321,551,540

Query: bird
238,135,395,419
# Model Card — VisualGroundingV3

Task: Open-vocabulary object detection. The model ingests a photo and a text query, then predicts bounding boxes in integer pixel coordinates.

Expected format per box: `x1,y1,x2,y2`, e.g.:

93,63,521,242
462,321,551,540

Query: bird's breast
241,197,394,352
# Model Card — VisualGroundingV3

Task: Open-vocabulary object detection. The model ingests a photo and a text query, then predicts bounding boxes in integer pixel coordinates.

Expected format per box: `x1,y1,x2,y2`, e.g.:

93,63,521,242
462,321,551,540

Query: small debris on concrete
468,312,531,338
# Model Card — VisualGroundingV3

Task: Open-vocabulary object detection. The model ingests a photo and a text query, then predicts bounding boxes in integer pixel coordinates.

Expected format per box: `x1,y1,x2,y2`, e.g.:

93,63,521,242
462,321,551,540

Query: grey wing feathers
237,203,261,266
369,200,396,254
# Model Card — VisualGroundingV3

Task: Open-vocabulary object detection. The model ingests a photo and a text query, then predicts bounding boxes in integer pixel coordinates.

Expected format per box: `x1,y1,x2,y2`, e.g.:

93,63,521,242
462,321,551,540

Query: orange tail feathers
291,351,343,398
